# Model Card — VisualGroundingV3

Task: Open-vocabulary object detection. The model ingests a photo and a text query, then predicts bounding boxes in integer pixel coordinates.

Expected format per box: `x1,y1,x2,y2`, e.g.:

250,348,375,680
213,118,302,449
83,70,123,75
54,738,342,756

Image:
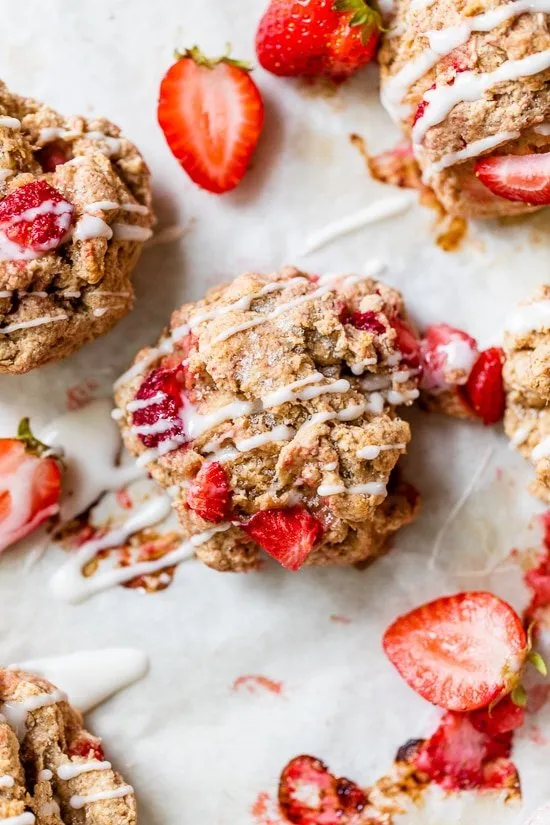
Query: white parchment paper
1,1,550,822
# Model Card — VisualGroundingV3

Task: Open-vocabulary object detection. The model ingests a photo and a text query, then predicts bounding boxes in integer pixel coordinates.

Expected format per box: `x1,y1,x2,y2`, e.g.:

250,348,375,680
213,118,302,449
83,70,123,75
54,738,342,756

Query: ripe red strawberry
187,462,232,523
241,506,323,570
391,317,420,368
340,307,386,334
132,365,188,449
420,323,478,391
279,755,367,825
157,47,264,194
68,736,105,762
461,347,505,426
0,418,62,554
383,592,528,712
36,141,70,173
256,0,381,80
475,152,550,204
0,180,74,251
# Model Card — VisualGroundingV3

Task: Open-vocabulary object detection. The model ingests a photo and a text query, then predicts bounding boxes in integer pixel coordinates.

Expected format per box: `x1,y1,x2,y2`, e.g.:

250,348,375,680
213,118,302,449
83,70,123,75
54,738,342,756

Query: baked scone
0,668,136,824
379,0,550,219
504,284,550,503
114,265,421,572
0,81,153,374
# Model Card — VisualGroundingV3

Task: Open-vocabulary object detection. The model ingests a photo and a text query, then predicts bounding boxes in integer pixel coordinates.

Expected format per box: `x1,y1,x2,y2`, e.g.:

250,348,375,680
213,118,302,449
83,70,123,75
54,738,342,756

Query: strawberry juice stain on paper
232,675,284,696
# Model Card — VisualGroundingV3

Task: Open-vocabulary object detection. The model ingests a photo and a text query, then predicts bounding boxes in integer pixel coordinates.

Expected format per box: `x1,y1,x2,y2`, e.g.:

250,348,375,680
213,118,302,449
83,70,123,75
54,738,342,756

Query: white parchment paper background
1,1,550,822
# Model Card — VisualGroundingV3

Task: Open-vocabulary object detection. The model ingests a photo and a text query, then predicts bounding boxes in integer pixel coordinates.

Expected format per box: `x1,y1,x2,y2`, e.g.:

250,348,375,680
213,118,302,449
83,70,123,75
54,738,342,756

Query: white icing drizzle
83,132,122,156
422,130,520,181
63,290,81,298
0,775,14,788
126,392,166,412
37,770,53,781
85,200,120,212
131,418,178,437
303,196,414,253
412,50,550,145
0,314,67,334
437,340,478,374
317,481,387,496
92,307,109,317
510,422,532,447
57,760,111,780
0,814,35,825
1,690,67,741
383,0,550,121
112,223,153,241
0,117,21,129
0,168,14,182
74,215,113,241
534,123,550,134
357,443,407,459
532,436,550,461
69,785,133,810
506,300,550,335
0,234,41,262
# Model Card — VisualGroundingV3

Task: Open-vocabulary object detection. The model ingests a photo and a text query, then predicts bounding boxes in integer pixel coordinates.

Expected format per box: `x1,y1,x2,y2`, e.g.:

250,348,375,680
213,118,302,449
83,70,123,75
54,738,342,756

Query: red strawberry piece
475,152,550,204
420,323,478,391
469,695,525,737
412,85,435,126
341,307,386,334
0,418,61,555
382,591,528,712
256,0,381,80
460,347,505,426
0,180,74,251
413,709,519,791
241,505,323,570
391,317,420,368
187,461,232,523
279,755,367,825
157,47,264,194
132,365,188,449
36,140,71,173
68,736,106,762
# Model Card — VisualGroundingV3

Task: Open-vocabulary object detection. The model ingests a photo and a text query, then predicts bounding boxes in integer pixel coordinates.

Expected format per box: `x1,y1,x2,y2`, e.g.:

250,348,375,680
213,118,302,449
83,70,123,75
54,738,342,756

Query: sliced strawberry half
383,592,528,712
132,365,188,449
420,323,478,391
157,47,264,194
187,461,232,523
460,347,505,426
241,505,323,571
475,152,550,205
0,418,62,554
279,755,367,825
0,180,74,251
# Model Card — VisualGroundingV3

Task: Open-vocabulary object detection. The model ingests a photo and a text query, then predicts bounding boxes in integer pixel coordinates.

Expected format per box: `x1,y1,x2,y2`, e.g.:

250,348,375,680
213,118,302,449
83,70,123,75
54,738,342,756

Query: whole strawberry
256,0,381,80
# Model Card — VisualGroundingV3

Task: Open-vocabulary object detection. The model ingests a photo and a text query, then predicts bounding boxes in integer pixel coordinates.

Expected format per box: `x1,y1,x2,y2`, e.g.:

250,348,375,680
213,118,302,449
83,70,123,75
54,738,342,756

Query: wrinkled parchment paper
1,1,550,822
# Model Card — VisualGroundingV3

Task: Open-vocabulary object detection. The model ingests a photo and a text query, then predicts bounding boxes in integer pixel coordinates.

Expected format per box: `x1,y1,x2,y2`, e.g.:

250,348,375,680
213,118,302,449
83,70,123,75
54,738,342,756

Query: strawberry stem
174,44,253,72
528,650,548,677
17,417,52,458
332,0,384,37
510,684,528,708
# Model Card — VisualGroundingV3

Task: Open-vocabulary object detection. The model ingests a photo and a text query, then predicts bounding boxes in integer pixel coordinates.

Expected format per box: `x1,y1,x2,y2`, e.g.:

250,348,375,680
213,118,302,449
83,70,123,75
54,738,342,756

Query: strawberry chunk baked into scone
504,285,550,502
114,266,421,572
0,81,153,374
0,668,136,824
379,0,550,219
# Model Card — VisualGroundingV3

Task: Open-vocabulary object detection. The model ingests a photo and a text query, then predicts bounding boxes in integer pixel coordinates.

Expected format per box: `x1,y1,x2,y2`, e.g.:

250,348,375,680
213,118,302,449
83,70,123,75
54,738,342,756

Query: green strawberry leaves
332,0,383,41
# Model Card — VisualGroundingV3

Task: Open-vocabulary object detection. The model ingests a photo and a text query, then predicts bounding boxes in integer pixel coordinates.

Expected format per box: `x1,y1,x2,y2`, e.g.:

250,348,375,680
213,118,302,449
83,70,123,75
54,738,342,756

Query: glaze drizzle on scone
504,284,550,502
0,81,153,373
114,265,421,572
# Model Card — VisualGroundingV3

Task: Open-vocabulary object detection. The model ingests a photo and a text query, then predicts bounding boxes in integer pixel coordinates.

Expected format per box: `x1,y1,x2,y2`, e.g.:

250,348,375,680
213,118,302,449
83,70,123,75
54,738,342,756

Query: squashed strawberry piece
0,180,74,251
36,140,71,173
279,755,367,825
341,307,386,335
241,506,323,571
413,708,519,791
475,152,550,205
68,736,105,762
132,365,188,449
461,347,505,425
391,317,420,368
420,323,478,391
383,591,527,712
0,419,61,555
469,695,525,737
187,461,232,523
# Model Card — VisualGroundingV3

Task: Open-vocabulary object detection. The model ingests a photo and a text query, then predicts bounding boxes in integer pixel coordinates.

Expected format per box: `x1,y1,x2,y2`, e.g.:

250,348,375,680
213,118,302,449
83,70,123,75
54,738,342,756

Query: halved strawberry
0,180,74,251
132,365,188,449
420,323,478,391
279,755,367,825
475,153,550,204
460,347,505,426
187,461,232,523
241,506,323,570
0,418,62,554
382,592,528,712
157,47,264,194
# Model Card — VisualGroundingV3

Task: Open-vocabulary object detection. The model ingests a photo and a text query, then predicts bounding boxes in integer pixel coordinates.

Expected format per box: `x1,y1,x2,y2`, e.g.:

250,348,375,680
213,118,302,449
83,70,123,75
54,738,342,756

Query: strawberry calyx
16,418,59,460
174,45,253,73
332,0,383,41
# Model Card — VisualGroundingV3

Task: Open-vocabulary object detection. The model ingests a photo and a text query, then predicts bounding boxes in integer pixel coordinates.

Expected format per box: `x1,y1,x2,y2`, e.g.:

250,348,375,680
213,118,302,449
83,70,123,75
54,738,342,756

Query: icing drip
57,761,111,780
1,690,67,741
0,315,67,334
0,776,15,788
70,785,133,810
532,436,550,461
112,223,153,241
37,770,53,781
506,300,550,335
357,443,407,459
74,215,113,241
317,481,387,496
0,814,35,825
0,117,21,129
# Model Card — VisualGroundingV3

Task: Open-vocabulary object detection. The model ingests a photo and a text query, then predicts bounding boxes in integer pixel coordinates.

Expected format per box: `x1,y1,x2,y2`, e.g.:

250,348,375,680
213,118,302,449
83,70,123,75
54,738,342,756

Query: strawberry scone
114,265,421,572
0,667,136,824
379,0,550,219
504,285,550,503
0,80,153,374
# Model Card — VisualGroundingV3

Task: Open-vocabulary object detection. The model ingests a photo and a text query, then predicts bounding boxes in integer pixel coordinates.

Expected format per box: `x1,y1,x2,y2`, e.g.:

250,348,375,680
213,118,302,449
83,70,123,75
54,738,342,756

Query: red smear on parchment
233,675,283,696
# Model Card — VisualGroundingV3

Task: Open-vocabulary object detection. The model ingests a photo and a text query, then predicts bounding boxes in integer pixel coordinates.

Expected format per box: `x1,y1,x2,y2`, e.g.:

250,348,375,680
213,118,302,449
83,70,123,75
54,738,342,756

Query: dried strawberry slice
279,755,367,825
241,506,322,571
391,316,420,368
0,180,74,251
187,462,232,523
132,365,188,448
420,323,478,391
460,347,505,425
